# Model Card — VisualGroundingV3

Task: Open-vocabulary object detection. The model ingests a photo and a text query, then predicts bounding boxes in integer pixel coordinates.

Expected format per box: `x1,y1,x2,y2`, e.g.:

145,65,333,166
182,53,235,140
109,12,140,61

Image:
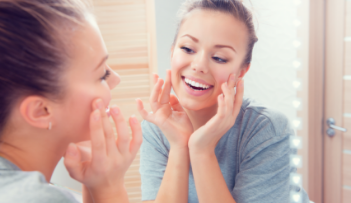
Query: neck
0,130,67,182
185,103,218,131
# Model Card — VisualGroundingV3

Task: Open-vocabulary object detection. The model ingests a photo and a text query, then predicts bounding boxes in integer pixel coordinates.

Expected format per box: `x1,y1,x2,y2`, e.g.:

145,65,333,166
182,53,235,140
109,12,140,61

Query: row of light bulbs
291,0,303,202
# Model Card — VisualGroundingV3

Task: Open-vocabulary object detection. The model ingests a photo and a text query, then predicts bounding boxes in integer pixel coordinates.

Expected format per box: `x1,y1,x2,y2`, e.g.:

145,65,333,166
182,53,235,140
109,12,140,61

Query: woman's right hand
64,98,142,203
136,70,193,149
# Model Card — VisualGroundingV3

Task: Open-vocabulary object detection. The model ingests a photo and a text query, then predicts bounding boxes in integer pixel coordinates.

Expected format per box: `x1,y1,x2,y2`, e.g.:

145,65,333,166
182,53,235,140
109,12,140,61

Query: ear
238,63,251,79
19,96,53,130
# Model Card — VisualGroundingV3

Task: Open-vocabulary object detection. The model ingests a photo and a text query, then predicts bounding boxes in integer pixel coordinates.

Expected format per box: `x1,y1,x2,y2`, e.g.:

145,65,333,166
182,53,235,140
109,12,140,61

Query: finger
76,141,92,162
129,115,143,155
110,106,130,154
160,70,172,104
153,73,159,86
217,93,226,117
150,78,164,111
64,143,83,181
227,73,236,89
77,144,92,162
90,109,106,167
233,79,244,116
94,99,117,156
169,94,184,112
221,82,234,112
136,98,154,122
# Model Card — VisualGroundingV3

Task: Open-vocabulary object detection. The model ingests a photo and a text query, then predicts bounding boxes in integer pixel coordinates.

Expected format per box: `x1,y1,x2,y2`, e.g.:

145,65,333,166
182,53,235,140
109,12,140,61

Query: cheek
171,50,189,73
60,83,111,142
212,70,230,86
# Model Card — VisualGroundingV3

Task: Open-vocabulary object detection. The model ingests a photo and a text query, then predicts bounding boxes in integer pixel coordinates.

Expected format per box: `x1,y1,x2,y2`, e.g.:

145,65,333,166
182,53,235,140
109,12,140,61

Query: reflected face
55,18,120,143
171,9,249,111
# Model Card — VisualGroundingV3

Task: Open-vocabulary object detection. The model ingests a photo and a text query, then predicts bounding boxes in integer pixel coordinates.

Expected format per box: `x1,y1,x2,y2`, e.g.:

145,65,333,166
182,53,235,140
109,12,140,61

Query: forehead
68,20,106,60
178,9,249,49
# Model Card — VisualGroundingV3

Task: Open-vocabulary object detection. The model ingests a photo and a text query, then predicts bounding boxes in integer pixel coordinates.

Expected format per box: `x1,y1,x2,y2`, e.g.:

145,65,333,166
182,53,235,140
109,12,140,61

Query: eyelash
101,69,111,81
181,46,228,64
181,46,195,54
212,56,227,63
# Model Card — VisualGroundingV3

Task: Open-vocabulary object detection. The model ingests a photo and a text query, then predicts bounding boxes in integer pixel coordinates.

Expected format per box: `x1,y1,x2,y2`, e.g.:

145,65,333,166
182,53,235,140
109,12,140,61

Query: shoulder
239,97,293,138
234,98,294,157
0,169,78,203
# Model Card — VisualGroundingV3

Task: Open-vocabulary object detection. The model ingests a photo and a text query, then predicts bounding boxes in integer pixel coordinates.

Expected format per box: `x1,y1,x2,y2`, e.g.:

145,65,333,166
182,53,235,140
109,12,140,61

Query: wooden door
324,0,351,202
92,0,157,202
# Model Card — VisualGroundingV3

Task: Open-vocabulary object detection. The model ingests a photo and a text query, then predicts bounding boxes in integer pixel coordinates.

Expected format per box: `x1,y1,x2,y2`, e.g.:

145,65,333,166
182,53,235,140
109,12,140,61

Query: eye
181,46,195,54
212,56,227,63
100,69,111,81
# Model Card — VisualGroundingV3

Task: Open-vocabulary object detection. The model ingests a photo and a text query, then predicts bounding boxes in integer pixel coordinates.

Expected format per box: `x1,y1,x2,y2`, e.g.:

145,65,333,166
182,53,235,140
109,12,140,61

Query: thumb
64,143,84,182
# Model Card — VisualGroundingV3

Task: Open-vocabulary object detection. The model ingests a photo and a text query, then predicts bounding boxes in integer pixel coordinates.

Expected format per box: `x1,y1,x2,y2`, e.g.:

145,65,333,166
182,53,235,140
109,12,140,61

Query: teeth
184,77,210,89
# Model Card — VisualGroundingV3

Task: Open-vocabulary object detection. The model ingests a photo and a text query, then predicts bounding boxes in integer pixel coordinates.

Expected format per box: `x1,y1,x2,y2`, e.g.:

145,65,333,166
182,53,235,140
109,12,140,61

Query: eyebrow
181,34,236,53
94,55,109,71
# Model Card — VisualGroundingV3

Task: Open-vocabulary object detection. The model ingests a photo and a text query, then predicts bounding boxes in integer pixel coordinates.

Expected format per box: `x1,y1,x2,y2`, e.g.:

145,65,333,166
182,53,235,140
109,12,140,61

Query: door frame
323,0,346,202
308,0,325,202
308,0,346,202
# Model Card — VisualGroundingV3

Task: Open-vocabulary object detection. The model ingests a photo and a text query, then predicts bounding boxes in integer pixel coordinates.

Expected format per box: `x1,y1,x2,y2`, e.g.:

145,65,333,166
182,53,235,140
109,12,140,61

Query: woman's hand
63,98,142,202
136,70,193,149
188,75,244,155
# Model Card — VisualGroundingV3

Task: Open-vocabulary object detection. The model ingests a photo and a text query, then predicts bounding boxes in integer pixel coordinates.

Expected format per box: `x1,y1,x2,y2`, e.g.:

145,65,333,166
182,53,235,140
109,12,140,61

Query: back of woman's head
0,0,87,134
175,0,258,66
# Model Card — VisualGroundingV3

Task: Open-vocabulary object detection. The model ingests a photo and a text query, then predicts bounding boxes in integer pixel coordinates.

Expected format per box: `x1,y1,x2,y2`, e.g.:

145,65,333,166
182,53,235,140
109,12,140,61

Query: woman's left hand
188,75,244,154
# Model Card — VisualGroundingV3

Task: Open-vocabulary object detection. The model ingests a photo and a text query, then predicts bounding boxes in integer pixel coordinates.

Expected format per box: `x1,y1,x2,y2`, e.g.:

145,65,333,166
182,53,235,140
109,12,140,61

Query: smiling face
171,9,250,111
53,18,120,143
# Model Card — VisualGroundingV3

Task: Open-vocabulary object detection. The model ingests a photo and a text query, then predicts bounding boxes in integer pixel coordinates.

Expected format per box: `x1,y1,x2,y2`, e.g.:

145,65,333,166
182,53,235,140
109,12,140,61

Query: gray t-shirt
140,98,310,203
0,157,79,203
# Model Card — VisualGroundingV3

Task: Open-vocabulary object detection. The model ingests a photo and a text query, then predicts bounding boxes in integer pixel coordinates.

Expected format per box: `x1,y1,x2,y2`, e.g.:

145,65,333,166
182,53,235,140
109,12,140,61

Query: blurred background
50,0,351,203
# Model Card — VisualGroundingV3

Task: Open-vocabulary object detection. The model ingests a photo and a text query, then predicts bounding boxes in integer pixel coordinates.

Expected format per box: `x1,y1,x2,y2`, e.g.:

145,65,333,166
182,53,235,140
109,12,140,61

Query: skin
0,17,142,203
137,9,250,203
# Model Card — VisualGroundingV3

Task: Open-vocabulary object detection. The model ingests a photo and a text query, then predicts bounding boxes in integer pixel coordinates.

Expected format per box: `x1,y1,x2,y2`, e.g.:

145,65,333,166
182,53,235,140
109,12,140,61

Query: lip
182,75,213,86
182,77,213,97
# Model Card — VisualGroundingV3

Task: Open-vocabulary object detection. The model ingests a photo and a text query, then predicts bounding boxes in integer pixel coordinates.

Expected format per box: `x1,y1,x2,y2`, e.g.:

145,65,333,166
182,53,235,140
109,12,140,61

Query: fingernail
131,115,138,124
225,82,228,87
93,110,100,121
95,99,104,109
111,106,119,115
238,80,244,87
230,75,236,81
66,143,77,157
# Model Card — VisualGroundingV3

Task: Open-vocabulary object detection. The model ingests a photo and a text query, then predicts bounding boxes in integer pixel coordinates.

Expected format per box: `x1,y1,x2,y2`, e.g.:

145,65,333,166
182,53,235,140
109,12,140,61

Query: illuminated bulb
293,40,301,48
293,80,301,88
293,176,301,184
290,155,302,168
292,157,300,166
293,61,301,68
292,193,301,202
293,0,301,6
293,120,300,128
292,100,301,108
293,20,301,27
290,136,302,148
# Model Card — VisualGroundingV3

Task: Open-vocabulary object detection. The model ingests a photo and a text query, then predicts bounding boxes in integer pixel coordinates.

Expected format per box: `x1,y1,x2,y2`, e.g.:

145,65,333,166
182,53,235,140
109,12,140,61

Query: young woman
0,0,142,203
137,0,310,202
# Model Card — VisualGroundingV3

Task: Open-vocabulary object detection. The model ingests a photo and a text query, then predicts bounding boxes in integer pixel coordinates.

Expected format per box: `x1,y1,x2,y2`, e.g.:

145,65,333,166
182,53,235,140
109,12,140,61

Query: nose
191,51,208,74
107,67,121,89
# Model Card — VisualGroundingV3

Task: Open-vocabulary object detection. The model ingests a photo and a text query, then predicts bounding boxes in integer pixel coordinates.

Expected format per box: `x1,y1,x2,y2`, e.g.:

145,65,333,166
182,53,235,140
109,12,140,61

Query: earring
48,122,52,130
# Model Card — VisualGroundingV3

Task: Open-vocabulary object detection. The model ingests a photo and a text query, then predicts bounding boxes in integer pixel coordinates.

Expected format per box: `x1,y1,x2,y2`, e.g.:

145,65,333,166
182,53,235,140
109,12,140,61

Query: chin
179,96,216,112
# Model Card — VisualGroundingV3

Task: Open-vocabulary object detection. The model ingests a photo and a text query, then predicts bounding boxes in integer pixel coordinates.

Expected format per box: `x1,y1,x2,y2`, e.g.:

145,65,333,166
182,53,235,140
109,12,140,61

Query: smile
181,76,214,97
182,76,213,91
